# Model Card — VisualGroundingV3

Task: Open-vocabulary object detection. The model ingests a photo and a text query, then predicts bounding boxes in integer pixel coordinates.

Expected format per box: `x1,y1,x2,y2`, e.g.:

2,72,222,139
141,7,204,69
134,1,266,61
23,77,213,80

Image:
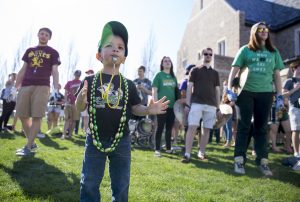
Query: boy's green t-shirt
152,71,177,108
232,45,284,92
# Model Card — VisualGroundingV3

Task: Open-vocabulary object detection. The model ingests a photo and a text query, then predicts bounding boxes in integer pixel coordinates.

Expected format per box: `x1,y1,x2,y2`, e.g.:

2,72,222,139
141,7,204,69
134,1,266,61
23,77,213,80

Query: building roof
225,0,300,31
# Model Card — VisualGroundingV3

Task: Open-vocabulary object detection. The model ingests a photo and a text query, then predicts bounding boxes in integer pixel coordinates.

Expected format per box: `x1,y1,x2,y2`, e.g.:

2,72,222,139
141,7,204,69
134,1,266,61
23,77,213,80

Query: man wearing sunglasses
182,47,221,163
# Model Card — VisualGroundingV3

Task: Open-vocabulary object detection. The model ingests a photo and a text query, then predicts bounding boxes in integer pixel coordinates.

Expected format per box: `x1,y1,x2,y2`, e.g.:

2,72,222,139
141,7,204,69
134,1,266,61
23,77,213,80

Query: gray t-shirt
283,77,300,107
133,78,152,106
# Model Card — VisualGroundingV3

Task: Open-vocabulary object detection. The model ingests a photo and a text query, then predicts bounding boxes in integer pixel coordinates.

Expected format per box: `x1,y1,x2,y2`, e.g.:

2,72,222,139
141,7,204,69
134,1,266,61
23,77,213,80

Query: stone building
177,0,300,87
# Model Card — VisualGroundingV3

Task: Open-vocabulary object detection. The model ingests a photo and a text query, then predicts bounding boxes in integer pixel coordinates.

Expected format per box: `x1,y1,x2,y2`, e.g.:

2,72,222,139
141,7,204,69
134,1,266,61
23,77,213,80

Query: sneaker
16,143,38,152
292,160,300,171
294,152,300,158
234,156,245,174
16,147,33,156
197,151,207,160
223,142,230,148
181,155,190,163
259,158,273,176
31,143,38,151
61,135,65,140
165,149,173,154
37,133,45,138
154,150,161,157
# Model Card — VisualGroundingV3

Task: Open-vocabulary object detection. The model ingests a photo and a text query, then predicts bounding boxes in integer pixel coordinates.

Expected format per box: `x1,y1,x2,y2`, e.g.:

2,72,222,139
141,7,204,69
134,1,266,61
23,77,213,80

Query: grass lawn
0,120,299,202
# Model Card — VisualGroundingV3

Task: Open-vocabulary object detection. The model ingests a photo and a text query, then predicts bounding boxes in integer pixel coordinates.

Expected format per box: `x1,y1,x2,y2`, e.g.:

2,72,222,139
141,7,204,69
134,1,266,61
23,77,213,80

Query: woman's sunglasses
257,28,269,33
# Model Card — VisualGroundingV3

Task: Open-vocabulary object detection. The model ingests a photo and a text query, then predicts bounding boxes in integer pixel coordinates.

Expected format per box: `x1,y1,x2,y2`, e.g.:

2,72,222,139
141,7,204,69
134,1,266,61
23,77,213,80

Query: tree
0,28,33,90
13,28,34,72
141,28,158,80
66,40,79,81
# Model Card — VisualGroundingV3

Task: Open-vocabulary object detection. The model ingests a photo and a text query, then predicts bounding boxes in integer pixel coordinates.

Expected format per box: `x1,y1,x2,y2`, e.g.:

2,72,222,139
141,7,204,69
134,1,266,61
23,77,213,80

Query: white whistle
112,56,118,64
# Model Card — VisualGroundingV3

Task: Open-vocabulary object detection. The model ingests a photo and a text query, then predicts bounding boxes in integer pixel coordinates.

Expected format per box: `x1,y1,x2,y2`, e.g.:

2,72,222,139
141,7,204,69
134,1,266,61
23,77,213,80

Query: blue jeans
223,116,233,142
234,91,273,165
80,134,131,202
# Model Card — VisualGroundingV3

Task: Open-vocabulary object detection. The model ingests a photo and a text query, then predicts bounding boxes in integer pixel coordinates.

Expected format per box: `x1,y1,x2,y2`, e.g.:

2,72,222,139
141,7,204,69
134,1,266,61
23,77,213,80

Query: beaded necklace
89,71,129,153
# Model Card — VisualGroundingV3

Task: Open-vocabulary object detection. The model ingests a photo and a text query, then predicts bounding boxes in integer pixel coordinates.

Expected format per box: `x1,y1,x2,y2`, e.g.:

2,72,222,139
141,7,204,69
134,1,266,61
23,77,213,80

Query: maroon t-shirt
189,66,220,107
65,79,81,104
21,46,61,87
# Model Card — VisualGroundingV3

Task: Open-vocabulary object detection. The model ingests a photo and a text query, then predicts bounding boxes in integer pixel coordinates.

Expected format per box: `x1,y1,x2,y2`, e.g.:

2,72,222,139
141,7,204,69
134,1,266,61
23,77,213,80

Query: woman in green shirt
152,56,178,157
227,22,284,176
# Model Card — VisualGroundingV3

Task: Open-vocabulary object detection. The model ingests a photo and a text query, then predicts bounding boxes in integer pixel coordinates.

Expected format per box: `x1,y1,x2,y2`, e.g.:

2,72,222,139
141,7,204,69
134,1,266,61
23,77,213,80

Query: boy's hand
147,96,169,115
81,80,88,103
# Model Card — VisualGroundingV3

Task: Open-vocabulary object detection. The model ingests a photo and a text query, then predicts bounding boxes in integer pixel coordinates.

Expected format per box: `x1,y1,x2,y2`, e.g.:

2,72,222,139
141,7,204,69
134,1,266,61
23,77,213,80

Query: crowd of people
0,21,299,201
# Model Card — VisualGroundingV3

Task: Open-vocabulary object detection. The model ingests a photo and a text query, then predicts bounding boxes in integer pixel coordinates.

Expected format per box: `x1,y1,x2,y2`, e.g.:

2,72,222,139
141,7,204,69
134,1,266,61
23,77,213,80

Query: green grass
0,120,299,202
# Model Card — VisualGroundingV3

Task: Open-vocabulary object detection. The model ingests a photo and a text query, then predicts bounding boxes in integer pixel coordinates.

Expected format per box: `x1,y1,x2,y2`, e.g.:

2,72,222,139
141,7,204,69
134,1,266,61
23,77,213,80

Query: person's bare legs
19,117,31,139
292,131,300,156
231,120,237,146
62,119,71,139
68,120,76,138
197,128,202,149
269,124,281,152
83,116,88,132
184,125,198,156
26,117,42,148
48,112,54,130
199,128,210,155
12,116,19,131
281,120,293,153
53,113,59,128
172,120,180,144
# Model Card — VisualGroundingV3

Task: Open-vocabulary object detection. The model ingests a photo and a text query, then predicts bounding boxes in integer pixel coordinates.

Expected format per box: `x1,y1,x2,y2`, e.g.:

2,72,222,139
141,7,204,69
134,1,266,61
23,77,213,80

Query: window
218,40,226,56
295,28,300,56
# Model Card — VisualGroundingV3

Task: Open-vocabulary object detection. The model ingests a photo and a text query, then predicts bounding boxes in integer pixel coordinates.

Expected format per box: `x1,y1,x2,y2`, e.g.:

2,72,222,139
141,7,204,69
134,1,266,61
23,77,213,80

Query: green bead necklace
88,71,129,153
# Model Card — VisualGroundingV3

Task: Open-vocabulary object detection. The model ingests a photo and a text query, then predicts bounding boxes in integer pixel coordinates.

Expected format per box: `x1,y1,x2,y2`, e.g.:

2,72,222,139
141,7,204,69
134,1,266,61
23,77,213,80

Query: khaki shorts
64,104,81,121
188,103,216,129
16,86,50,118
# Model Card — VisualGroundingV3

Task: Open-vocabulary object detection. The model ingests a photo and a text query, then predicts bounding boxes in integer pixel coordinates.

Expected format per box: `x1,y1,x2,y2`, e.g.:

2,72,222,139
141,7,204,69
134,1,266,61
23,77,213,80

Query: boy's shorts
269,106,289,124
16,86,50,118
289,106,300,131
188,103,216,129
64,104,81,121
48,105,62,114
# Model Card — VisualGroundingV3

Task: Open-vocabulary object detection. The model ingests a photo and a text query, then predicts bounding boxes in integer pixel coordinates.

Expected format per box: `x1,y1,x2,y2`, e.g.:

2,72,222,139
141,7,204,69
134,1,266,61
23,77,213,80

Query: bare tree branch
141,28,158,80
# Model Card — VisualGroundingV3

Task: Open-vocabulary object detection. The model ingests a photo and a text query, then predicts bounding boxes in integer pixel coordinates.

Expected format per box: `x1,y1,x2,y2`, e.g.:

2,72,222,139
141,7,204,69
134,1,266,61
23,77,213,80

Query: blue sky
0,0,193,87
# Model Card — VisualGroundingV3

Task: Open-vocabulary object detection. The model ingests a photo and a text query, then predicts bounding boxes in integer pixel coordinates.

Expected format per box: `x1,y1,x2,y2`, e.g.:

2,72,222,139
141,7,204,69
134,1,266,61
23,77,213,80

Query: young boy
283,60,300,158
76,21,169,202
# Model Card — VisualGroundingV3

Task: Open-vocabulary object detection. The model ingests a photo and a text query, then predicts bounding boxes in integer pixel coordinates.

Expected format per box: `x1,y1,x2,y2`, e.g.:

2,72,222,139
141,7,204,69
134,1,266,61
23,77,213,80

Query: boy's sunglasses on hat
257,28,269,33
